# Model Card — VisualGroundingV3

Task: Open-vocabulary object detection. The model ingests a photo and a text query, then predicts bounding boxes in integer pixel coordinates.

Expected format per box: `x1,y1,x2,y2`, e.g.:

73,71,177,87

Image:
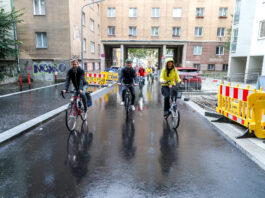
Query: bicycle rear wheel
171,109,180,129
66,103,78,131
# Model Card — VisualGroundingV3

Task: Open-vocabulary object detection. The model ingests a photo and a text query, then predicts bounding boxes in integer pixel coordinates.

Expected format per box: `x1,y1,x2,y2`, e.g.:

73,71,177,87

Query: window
222,64,228,71
98,24,100,33
83,38,86,52
196,8,204,17
108,8,116,17
193,46,202,55
195,27,203,37
193,64,200,71
35,32,47,48
219,8,228,17
84,63,88,71
90,42,95,53
82,12,85,26
259,21,265,38
216,46,224,55
234,0,241,24
151,27,159,36
90,19,94,31
231,28,238,52
33,0,45,15
93,62,95,71
98,44,100,56
172,27,181,37
152,8,160,17
129,26,137,36
208,64,215,71
173,8,182,18
108,26,115,35
129,8,137,17
217,27,225,37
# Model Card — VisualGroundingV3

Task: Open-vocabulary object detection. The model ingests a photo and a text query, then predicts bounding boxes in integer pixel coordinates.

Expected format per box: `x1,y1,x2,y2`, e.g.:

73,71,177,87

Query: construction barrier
101,72,119,81
216,82,265,138
85,72,107,85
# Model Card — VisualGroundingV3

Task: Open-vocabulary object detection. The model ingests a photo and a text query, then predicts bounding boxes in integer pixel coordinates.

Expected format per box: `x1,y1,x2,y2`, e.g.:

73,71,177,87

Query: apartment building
13,0,102,81
228,0,265,83
101,0,235,71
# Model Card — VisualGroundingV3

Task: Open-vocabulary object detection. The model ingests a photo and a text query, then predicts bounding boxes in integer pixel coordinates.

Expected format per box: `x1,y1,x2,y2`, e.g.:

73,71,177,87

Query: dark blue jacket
65,66,87,91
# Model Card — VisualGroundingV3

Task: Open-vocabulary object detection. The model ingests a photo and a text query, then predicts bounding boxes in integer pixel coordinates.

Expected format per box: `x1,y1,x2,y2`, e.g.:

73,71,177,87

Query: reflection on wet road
1,82,265,197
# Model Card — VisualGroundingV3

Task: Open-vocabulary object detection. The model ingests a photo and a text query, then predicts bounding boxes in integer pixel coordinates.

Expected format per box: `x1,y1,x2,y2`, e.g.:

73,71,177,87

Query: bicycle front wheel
66,103,77,131
171,109,180,129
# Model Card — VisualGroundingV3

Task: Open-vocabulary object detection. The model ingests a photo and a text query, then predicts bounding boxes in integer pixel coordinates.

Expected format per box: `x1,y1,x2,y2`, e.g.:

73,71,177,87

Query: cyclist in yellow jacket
146,66,153,83
160,58,182,117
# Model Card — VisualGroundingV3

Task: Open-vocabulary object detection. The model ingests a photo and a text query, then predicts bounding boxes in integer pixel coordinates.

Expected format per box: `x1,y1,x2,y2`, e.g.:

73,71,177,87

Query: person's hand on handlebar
62,90,66,94
117,83,121,86
79,90,83,94
134,83,138,87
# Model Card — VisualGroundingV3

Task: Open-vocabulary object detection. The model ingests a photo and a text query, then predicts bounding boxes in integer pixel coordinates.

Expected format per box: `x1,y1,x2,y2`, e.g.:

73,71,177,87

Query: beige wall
101,0,234,41
14,0,71,60
69,0,102,61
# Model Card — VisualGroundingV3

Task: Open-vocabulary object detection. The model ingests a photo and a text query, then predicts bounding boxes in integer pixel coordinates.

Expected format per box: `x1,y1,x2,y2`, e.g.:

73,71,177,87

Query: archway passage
103,44,184,70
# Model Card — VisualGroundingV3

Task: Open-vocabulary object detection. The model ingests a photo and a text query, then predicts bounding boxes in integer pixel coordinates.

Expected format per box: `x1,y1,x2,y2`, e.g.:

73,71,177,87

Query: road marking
0,84,115,144
0,83,65,98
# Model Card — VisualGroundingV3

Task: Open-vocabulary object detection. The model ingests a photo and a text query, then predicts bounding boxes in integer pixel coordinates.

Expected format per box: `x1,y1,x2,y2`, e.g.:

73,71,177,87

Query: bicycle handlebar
61,90,79,99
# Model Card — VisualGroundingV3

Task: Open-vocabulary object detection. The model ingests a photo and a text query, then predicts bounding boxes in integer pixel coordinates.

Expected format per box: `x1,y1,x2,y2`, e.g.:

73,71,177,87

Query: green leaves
0,6,24,59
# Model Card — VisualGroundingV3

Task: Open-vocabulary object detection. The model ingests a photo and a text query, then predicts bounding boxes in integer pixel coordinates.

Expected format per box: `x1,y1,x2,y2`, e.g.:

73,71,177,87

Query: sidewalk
186,100,265,171
0,83,98,133
201,77,257,92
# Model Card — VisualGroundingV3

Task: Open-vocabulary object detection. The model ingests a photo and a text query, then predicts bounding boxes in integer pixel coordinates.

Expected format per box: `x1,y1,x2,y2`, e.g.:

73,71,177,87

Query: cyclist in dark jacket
118,59,138,111
62,59,88,112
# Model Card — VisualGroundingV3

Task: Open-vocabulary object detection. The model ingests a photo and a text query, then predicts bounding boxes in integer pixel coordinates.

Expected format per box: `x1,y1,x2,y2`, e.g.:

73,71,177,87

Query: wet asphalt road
1,82,265,197
0,84,97,133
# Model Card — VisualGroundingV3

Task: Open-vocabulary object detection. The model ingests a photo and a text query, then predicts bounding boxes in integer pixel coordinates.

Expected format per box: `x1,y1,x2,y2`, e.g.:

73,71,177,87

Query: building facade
101,0,234,71
228,0,265,83
13,0,102,81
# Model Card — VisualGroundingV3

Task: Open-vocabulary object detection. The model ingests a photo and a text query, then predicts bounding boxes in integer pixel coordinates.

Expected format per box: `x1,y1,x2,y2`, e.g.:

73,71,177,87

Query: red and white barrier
220,85,253,102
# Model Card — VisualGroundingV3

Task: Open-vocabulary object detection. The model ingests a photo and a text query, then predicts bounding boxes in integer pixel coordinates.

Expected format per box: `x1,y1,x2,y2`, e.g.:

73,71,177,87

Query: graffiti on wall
33,63,67,75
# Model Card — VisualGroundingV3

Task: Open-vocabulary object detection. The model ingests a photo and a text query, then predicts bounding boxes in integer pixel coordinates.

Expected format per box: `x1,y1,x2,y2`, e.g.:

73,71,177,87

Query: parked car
105,66,120,73
176,67,202,90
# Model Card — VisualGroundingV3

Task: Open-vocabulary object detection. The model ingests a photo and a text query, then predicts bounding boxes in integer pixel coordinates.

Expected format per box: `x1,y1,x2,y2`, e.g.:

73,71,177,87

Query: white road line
0,83,65,99
0,84,115,144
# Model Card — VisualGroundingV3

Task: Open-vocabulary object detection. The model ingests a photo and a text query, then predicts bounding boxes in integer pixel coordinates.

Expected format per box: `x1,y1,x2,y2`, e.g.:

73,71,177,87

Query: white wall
250,0,265,55
232,0,257,57
0,0,12,12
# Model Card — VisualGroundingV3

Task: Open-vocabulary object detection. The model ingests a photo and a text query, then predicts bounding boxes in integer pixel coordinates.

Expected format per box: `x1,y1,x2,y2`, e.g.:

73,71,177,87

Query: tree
128,48,148,59
224,26,232,53
0,6,23,59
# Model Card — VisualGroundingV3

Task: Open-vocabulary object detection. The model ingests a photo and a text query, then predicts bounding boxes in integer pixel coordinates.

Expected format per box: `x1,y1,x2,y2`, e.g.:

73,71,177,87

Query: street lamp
81,0,105,68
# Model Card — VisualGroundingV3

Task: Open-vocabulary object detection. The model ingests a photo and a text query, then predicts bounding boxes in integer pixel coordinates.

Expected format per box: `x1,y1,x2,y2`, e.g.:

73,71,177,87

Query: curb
0,84,116,145
185,100,265,172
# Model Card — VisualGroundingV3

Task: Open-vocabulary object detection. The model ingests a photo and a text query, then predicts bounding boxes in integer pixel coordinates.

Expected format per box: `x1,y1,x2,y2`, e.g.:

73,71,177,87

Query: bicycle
163,81,183,129
122,84,133,116
61,90,87,131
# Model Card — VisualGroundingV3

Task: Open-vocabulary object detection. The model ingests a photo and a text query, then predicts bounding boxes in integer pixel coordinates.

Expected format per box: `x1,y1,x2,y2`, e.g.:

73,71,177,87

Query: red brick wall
185,42,229,71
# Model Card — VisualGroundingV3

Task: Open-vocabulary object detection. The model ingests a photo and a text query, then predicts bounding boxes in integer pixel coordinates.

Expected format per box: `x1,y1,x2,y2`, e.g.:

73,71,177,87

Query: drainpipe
10,0,20,73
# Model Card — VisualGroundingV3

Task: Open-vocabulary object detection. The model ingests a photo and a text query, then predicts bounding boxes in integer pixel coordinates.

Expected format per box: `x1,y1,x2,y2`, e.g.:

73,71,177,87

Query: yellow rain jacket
160,59,181,86
146,68,152,75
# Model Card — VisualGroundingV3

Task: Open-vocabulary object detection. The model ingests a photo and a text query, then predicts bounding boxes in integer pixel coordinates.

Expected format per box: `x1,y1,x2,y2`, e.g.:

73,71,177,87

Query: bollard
28,73,31,89
54,71,58,83
19,74,22,91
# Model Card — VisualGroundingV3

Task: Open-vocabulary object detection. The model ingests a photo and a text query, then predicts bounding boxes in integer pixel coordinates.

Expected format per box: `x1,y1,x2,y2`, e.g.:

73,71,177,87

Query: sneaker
130,105,135,111
120,101,125,106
